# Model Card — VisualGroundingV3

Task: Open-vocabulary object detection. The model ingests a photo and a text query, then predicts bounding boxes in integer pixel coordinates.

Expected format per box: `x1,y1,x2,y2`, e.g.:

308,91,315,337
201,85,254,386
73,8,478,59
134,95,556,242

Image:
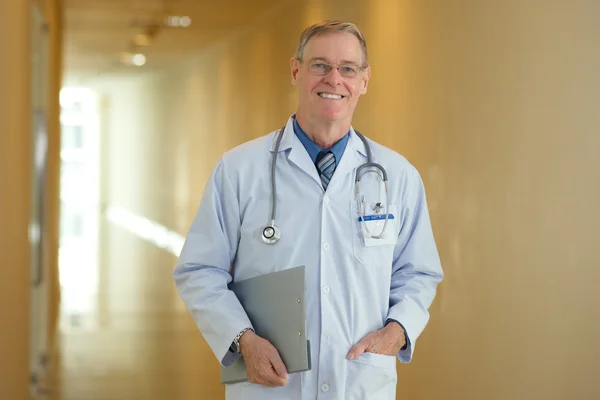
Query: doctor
173,20,444,400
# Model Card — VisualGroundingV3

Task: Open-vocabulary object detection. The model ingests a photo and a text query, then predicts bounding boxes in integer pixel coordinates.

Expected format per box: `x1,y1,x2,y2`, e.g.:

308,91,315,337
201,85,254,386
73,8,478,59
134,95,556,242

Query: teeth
319,93,342,99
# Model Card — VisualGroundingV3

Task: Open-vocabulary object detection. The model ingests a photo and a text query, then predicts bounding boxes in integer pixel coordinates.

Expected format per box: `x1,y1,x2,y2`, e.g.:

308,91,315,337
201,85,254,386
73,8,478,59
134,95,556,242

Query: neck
295,111,351,149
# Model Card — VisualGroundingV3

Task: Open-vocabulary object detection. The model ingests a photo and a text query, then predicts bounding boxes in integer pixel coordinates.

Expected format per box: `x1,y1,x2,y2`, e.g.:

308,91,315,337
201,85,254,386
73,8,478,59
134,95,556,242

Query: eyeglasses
300,59,366,78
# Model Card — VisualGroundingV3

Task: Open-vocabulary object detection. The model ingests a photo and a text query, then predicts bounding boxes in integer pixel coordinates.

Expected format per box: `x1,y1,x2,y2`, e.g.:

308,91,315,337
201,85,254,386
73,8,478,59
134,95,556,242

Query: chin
318,106,346,121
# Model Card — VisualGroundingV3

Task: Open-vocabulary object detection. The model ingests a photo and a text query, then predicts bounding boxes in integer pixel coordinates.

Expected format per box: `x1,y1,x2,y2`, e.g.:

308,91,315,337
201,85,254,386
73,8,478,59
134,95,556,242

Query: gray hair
295,20,368,66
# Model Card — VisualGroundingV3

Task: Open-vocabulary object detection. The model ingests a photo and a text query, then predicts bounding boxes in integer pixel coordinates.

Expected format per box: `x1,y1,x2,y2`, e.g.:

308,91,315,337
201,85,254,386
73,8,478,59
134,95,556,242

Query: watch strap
232,327,253,353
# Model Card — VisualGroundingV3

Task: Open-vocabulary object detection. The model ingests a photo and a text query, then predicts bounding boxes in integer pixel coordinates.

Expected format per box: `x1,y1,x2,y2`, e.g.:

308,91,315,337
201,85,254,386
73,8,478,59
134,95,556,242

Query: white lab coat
173,115,444,400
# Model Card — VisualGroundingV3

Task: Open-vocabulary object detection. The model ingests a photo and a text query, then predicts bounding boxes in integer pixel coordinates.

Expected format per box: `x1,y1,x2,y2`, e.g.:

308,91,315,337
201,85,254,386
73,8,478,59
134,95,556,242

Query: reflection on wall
105,205,184,257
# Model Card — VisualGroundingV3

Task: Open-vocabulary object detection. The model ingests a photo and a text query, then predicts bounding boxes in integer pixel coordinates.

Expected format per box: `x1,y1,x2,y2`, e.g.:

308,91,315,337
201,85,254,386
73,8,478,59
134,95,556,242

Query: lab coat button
321,383,329,392
322,285,330,294
322,242,330,251
323,195,330,204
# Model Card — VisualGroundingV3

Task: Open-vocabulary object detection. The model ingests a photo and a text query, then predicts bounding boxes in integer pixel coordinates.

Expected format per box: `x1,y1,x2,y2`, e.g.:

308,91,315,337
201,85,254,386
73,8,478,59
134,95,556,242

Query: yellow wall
45,0,63,357
98,0,600,398
0,1,32,397
0,0,62,397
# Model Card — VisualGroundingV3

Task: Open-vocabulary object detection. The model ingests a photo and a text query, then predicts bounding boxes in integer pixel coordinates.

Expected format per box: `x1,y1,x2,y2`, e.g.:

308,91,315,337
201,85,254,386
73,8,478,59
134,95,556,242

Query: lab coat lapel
289,142,323,188
268,117,323,189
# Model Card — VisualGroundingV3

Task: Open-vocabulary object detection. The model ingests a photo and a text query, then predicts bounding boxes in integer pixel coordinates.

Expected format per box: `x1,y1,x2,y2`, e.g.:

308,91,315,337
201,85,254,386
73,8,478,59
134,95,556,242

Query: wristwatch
230,327,253,354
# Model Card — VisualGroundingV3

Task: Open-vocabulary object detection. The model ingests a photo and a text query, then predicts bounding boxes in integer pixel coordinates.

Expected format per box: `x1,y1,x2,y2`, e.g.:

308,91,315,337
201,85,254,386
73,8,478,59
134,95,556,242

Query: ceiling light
120,52,146,67
165,16,178,26
165,15,192,28
179,16,191,27
132,53,146,66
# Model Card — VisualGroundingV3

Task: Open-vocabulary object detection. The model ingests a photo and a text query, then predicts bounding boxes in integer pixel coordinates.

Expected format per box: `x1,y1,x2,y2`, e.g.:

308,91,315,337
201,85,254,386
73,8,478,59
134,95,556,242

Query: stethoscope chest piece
262,223,281,244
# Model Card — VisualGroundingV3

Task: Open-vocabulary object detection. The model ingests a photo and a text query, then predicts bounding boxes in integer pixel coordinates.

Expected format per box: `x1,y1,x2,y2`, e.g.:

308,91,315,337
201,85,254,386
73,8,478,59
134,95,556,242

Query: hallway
47,213,224,399
3,0,600,399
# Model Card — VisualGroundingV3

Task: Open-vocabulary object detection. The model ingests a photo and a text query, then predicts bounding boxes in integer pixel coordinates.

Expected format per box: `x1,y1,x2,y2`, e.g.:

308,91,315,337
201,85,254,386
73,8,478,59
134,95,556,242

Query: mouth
318,92,345,100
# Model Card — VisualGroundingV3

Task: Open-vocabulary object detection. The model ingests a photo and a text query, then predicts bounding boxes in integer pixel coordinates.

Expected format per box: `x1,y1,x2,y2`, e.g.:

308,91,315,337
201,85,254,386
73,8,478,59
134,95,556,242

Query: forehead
303,31,363,64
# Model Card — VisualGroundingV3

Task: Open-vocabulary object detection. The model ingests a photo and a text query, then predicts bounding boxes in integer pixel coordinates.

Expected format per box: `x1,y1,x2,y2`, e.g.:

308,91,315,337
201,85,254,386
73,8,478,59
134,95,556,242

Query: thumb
347,337,370,360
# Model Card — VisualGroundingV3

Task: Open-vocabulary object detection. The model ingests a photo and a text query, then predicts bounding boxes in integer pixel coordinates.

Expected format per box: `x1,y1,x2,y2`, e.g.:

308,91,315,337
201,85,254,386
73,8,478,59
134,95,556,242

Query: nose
323,66,342,86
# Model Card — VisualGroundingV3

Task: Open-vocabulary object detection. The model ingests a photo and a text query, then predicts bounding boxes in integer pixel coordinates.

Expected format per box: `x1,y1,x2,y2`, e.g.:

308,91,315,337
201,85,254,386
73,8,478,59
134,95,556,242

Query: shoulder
211,129,276,179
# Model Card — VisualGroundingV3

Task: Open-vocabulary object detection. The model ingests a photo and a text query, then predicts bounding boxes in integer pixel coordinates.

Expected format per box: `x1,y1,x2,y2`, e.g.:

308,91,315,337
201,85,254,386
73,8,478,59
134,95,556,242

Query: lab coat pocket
353,352,397,368
351,203,399,267
346,352,397,400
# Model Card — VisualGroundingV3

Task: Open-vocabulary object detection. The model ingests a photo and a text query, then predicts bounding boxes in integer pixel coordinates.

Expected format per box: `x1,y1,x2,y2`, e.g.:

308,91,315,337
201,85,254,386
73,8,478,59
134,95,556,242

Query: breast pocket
351,201,400,267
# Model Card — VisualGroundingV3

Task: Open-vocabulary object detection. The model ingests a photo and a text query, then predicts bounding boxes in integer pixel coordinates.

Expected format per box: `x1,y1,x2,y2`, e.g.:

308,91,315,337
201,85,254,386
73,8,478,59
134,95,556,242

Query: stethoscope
261,125,390,244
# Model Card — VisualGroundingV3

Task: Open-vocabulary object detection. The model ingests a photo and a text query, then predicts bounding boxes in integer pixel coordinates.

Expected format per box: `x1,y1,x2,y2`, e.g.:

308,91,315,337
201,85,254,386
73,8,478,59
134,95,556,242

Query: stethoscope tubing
262,125,390,244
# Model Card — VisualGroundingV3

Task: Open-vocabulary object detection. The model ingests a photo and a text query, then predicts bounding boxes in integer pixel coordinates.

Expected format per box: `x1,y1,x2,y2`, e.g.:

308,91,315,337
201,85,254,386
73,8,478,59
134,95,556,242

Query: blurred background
1,0,599,399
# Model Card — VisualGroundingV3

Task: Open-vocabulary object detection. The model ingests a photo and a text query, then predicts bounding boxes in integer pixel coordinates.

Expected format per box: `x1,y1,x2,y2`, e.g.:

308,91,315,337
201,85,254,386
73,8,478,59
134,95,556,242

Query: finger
269,352,288,379
254,353,286,387
267,353,288,387
347,337,370,360
261,367,287,387
270,369,288,387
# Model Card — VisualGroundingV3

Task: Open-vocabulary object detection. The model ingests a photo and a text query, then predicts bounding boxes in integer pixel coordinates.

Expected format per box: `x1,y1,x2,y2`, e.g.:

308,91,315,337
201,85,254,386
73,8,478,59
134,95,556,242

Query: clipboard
220,265,311,384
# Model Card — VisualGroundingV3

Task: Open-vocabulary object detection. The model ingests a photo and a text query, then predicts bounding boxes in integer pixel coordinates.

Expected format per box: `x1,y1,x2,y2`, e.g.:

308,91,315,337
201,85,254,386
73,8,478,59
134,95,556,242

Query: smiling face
291,31,371,126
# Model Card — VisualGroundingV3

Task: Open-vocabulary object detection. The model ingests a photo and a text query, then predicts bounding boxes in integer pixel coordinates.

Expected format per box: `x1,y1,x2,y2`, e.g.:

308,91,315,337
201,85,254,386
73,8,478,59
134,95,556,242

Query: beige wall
0,0,62,397
0,1,32,398
45,0,63,356
99,0,600,398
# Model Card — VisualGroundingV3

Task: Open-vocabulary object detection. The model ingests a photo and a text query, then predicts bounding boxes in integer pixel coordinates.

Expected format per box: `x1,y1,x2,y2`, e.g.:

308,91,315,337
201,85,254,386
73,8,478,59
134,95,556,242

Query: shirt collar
292,115,349,164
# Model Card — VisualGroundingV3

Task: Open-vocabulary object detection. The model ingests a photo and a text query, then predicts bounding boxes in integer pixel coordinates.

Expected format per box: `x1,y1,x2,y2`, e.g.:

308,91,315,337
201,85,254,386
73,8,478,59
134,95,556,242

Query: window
62,125,84,149
60,202,85,239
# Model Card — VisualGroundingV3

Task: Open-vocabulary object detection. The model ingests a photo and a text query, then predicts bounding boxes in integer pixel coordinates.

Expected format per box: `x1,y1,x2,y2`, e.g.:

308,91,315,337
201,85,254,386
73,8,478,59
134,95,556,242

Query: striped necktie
316,150,336,190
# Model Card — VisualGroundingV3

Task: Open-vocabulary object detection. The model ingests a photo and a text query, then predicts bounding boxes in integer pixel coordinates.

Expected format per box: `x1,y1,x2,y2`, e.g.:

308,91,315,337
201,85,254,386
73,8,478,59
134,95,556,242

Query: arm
387,165,444,363
173,157,251,367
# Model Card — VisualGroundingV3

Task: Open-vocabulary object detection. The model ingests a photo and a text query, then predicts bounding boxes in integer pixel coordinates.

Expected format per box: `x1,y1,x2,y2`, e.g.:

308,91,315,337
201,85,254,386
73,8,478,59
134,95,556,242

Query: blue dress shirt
292,115,349,167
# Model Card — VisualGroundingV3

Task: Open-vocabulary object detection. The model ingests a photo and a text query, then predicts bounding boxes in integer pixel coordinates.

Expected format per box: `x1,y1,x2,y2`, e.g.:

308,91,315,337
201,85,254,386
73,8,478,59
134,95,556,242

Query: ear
359,66,371,95
290,57,300,86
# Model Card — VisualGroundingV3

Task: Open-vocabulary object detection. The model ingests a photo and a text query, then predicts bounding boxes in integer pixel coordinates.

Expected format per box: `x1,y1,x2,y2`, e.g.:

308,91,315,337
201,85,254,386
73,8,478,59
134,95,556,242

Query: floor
44,214,225,399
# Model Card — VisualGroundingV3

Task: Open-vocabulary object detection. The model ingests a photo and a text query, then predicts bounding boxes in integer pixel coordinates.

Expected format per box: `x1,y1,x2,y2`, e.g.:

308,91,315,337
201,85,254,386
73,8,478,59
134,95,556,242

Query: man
173,20,443,399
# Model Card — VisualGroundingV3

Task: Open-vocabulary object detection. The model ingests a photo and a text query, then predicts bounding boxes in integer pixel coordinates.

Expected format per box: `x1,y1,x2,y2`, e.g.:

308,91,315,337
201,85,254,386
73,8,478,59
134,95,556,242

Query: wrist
238,328,255,353
385,320,406,344
231,327,254,354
